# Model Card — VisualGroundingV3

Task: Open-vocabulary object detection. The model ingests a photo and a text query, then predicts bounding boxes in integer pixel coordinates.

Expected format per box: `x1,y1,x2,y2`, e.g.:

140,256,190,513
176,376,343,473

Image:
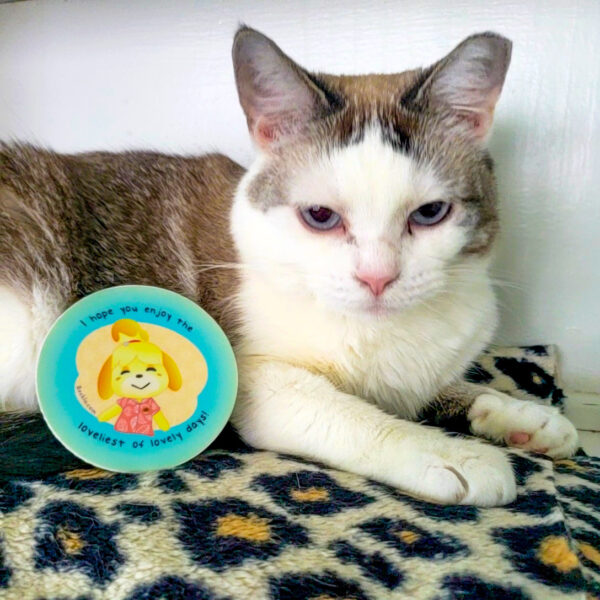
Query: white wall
0,0,598,393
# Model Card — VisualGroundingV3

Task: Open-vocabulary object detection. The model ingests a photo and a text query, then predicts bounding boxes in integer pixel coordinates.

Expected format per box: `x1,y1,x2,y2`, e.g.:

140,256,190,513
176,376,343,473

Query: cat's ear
232,26,336,150
404,32,512,142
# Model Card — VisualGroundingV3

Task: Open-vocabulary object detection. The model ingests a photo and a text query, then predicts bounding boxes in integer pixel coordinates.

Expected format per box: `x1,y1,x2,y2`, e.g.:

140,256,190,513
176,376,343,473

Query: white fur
469,392,579,458
235,360,515,506
235,129,470,317
0,284,61,410
232,128,497,416
230,127,519,506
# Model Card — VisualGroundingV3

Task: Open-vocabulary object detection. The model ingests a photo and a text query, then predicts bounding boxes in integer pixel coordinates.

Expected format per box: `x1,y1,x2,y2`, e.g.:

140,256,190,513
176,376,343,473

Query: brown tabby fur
0,146,244,341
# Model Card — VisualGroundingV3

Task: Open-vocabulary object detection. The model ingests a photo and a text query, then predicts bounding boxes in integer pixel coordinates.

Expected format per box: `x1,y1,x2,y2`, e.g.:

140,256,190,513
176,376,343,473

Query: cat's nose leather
355,271,398,296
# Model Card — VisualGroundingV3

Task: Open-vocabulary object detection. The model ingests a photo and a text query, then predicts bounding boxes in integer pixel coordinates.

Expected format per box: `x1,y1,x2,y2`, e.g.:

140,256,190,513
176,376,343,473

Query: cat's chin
363,305,398,318
350,298,415,319
348,291,439,318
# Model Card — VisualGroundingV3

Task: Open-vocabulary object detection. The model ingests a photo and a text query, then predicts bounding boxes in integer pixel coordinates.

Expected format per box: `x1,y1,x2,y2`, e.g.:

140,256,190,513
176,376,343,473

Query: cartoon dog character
97,319,182,436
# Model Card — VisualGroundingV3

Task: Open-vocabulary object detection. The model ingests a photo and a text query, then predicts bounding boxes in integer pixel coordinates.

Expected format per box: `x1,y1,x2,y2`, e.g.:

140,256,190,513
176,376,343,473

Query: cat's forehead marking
244,71,427,213
289,126,446,226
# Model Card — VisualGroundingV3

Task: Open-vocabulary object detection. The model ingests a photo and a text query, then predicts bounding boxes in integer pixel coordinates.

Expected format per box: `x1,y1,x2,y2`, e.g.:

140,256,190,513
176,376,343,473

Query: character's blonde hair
97,319,182,399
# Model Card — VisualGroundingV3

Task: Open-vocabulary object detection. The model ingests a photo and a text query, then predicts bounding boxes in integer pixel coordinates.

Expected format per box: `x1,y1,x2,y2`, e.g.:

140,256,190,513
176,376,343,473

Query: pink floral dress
114,397,160,436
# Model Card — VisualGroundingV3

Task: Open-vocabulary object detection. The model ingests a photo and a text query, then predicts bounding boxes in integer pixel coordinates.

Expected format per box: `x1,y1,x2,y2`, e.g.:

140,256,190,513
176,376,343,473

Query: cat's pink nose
355,271,398,297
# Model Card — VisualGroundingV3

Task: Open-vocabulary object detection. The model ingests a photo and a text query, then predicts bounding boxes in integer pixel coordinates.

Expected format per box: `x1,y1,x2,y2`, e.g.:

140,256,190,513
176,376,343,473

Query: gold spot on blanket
57,527,85,554
538,536,579,572
554,459,586,472
64,468,113,480
579,542,600,566
216,513,271,542
396,530,420,544
290,487,330,502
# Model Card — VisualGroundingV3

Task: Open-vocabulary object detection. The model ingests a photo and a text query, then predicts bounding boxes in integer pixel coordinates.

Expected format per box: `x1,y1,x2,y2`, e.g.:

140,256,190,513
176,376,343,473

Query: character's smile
131,382,150,390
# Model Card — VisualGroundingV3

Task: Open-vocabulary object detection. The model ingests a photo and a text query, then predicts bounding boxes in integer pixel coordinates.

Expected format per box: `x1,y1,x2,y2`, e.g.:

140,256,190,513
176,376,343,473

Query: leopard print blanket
0,346,598,599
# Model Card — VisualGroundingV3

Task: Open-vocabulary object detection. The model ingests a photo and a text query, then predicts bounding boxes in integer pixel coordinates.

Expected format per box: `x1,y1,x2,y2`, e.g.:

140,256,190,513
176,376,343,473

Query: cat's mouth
358,286,440,316
361,298,395,316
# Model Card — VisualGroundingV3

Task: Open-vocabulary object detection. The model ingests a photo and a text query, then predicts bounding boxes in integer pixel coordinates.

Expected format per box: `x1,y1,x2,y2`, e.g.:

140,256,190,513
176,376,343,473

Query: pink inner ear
253,117,278,148
458,109,494,140
464,84,502,140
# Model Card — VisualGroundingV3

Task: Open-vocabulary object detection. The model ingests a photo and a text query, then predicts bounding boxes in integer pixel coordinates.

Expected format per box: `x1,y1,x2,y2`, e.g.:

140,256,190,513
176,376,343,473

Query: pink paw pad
508,432,531,445
507,432,549,455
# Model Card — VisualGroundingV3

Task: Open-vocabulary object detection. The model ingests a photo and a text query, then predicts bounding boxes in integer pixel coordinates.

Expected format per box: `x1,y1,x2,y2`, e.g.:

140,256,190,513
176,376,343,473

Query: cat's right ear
232,26,335,150
403,32,512,143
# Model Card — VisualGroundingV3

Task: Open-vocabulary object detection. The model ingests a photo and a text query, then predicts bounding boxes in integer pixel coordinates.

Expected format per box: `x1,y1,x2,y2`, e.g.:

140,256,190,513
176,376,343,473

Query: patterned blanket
0,347,598,599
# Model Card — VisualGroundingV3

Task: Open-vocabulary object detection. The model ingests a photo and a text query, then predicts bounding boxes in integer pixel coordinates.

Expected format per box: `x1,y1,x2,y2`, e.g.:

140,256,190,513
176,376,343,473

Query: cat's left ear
404,32,512,142
232,26,337,150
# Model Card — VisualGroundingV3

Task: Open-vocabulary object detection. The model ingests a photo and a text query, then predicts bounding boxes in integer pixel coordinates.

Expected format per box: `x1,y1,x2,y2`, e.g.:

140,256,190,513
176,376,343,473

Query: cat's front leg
430,381,579,458
233,360,516,507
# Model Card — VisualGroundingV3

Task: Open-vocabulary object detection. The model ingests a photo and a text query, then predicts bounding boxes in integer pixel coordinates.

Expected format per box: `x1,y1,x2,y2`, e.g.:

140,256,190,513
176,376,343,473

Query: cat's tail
0,412,86,480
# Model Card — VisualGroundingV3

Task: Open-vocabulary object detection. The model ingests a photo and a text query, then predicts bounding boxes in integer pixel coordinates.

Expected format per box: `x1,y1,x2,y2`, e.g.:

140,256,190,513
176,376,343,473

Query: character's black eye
146,367,157,372
299,206,342,231
120,369,130,375
408,202,452,227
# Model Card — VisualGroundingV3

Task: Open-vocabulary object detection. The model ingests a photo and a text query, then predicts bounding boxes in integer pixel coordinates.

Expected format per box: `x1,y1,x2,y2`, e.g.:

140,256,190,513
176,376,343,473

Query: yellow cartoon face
97,320,183,401
111,356,170,398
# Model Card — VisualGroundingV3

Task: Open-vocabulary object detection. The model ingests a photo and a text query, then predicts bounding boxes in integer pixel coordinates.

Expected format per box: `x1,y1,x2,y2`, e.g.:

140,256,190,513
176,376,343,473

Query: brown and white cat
0,27,578,504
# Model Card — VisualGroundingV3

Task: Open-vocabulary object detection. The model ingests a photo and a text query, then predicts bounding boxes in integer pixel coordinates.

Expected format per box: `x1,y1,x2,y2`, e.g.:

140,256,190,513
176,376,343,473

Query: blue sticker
36,285,238,472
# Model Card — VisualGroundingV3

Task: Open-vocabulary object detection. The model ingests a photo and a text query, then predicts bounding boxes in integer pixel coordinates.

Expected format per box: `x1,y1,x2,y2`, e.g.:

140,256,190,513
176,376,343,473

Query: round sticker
36,285,238,473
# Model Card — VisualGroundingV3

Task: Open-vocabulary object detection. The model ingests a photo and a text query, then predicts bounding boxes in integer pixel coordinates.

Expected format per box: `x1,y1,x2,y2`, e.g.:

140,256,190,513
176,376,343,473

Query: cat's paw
468,393,578,458
405,439,516,507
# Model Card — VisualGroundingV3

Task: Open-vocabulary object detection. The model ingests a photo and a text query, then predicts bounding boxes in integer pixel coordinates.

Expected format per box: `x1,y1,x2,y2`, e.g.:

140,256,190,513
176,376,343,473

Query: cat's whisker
193,262,252,273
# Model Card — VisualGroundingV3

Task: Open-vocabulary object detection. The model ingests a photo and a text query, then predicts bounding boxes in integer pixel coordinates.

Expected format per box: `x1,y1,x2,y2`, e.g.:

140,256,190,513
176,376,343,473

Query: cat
0,26,578,504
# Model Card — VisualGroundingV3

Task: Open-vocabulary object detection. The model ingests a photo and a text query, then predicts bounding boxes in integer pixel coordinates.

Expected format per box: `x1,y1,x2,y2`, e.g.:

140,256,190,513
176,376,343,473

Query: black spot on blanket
331,540,404,590
435,573,532,599
34,501,122,585
116,502,162,524
126,575,229,600
494,357,559,403
0,480,34,514
464,361,494,384
359,517,469,560
492,522,586,592
269,571,369,600
508,453,544,486
253,470,374,515
0,540,11,588
173,498,309,571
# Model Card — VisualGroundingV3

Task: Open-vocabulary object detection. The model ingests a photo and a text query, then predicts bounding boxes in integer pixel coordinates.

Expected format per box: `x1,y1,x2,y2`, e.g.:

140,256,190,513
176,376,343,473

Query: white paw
399,437,517,507
468,393,579,459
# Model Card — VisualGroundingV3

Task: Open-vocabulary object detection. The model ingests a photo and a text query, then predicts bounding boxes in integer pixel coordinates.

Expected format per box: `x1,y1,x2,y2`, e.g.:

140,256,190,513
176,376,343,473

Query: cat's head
230,27,511,316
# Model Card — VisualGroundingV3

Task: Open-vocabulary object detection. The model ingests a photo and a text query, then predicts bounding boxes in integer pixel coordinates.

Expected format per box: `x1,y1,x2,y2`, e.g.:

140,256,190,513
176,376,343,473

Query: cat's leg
234,360,516,507
0,284,60,411
428,381,578,458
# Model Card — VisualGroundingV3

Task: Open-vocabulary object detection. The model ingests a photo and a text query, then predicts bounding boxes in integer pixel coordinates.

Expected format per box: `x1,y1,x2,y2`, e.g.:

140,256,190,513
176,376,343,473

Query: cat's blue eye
299,206,342,231
408,202,451,227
